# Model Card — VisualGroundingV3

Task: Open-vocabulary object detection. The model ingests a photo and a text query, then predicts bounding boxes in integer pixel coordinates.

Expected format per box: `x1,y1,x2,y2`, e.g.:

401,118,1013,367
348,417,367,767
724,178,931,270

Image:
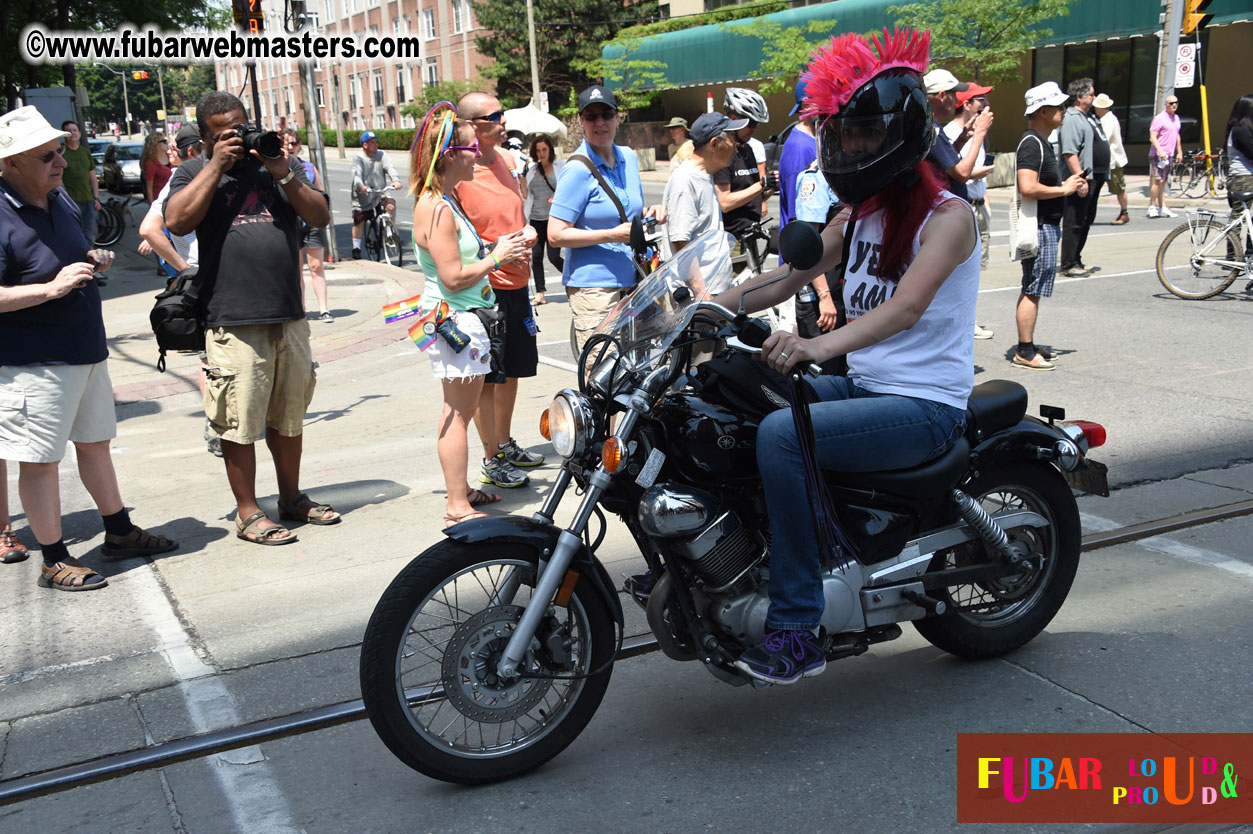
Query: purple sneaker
734,629,826,685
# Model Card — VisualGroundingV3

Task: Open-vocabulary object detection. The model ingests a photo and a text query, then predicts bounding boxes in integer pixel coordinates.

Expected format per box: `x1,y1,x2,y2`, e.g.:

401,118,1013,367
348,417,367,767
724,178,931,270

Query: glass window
422,9,435,40
1032,46,1063,88
1063,43,1098,94
396,68,407,103
373,71,384,106
452,0,463,33
425,58,438,86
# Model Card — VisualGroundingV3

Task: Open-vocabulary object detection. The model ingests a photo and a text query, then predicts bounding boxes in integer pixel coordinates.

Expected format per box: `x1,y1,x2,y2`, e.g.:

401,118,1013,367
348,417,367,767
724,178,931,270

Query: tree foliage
400,77,491,122
77,63,215,127
469,0,635,110
887,0,1072,84
2,0,215,112
720,17,840,95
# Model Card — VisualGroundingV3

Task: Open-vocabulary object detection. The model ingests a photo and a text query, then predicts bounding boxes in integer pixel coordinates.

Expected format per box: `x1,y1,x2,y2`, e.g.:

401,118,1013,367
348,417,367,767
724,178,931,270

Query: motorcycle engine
637,484,764,592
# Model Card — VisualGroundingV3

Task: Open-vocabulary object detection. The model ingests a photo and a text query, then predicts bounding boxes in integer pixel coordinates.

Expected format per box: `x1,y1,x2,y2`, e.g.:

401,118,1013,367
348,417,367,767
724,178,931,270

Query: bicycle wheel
1181,168,1205,198
381,217,402,266
363,218,384,262
1170,162,1190,195
1156,217,1242,299
94,204,122,247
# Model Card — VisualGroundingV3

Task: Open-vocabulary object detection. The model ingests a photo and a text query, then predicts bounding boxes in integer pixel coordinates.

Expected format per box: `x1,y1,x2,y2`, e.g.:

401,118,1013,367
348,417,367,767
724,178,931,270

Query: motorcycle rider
713,27,979,685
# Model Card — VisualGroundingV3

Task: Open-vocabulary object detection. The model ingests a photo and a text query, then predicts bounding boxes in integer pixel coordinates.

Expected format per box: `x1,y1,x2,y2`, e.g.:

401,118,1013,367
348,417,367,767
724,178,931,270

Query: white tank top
842,192,979,410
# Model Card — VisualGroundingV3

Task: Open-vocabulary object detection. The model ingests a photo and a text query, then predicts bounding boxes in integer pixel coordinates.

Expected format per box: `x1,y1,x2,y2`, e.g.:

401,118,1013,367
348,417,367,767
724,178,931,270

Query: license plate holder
1063,458,1109,497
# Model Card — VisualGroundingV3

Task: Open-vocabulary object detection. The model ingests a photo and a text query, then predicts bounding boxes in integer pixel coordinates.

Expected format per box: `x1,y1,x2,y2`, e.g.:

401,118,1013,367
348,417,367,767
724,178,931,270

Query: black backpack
150,267,205,372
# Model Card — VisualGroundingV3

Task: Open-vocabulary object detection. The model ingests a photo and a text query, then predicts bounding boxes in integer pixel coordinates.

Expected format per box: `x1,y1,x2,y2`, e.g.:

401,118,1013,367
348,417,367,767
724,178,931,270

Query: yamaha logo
717,435,736,450
762,386,790,409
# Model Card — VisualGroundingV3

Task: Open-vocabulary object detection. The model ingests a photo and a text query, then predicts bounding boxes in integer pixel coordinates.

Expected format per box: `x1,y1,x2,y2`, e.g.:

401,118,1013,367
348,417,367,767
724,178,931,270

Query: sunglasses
469,110,504,123
446,139,479,154
580,109,617,123
1167,101,1179,106
27,146,66,164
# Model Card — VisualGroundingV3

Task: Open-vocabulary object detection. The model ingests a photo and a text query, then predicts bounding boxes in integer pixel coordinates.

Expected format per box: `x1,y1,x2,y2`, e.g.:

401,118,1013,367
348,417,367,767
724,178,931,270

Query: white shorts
0,362,117,463
426,309,493,381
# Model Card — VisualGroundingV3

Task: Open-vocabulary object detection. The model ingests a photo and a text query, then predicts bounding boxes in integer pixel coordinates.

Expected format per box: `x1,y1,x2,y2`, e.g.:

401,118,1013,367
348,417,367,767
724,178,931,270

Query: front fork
495,409,643,680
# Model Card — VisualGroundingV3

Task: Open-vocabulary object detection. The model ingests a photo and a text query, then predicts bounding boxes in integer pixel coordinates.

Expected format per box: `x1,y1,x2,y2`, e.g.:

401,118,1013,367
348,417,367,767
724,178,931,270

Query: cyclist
351,130,401,259
716,87,777,252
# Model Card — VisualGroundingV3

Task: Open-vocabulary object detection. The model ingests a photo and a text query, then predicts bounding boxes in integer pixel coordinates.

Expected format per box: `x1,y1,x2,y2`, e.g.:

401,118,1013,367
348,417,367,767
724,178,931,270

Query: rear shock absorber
950,489,1017,564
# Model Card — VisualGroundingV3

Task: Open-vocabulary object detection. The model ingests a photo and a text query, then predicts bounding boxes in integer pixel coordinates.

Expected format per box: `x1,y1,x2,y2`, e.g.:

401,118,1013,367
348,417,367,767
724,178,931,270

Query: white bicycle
1155,197,1253,300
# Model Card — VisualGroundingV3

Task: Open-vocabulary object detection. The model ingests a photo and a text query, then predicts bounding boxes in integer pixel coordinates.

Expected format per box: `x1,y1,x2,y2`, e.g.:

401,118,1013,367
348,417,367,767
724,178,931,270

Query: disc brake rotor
441,605,552,723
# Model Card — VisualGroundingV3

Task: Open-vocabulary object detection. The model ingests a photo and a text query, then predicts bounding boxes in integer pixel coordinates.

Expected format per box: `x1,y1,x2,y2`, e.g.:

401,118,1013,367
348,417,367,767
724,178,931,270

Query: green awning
604,0,1253,90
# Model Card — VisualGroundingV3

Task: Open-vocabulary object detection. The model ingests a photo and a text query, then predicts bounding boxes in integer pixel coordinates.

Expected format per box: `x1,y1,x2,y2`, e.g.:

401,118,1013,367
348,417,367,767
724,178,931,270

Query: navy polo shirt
0,179,106,366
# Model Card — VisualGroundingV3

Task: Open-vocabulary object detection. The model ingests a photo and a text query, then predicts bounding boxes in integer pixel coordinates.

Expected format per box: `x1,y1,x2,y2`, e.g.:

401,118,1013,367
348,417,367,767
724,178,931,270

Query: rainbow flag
407,301,449,351
382,294,424,323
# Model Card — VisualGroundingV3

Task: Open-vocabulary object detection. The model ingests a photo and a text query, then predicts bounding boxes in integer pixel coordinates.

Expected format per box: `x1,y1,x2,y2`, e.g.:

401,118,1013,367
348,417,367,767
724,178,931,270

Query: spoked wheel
94,204,122,246
363,218,384,262
381,217,402,266
359,540,616,784
1155,218,1242,299
913,464,1081,659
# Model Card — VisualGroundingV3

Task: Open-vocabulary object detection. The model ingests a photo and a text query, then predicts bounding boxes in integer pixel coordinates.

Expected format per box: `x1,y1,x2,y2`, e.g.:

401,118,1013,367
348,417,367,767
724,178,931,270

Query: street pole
525,0,541,107
330,73,346,159
156,65,168,135
122,73,132,137
1158,0,1184,110
303,59,338,262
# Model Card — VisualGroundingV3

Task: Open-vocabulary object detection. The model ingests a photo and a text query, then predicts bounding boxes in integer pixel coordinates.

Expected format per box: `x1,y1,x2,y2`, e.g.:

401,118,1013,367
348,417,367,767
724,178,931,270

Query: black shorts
301,225,327,249
494,286,538,379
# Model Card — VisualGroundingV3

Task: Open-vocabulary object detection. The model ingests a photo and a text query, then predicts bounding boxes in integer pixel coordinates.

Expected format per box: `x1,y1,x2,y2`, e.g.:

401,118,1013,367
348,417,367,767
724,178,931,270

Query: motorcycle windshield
590,229,734,372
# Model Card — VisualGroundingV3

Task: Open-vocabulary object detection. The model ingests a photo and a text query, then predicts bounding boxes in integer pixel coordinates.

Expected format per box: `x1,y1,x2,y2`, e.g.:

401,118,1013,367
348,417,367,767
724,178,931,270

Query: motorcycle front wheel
913,464,1081,659
359,540,616,784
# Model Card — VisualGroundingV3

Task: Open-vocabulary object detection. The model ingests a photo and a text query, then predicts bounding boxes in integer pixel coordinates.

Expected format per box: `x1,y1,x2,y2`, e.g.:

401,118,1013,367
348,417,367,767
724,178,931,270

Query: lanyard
443,194,487,259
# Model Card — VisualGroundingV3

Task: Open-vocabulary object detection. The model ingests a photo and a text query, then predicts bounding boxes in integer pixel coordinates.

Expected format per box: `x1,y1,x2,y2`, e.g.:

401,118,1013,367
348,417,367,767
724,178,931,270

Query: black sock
41,539,71,567
101,508,135,537
1017,342,1035,358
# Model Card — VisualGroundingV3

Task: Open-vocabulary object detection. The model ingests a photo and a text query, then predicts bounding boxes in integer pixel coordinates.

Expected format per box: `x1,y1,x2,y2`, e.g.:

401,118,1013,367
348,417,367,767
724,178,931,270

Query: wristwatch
277,168,296,186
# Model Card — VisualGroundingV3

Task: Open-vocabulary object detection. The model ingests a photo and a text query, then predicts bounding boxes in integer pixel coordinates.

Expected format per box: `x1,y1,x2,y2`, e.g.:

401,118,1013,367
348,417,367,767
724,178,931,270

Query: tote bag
1009,134,1043,262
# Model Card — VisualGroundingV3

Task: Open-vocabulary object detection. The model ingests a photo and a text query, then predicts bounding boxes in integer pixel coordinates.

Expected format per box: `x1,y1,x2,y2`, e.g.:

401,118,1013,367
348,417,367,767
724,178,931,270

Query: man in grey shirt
662,111,745,258
1058,78,1107,277
350,130,400,259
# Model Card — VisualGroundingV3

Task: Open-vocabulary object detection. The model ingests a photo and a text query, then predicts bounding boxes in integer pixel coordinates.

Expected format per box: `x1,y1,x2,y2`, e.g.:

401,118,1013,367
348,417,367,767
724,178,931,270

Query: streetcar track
2,497,1252,805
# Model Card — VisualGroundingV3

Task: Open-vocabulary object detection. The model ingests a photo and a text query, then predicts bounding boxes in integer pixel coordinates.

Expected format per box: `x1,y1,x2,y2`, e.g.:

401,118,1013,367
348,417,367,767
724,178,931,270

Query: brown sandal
101,526,179,558
235,510,298,546
276,493,342,525
1,528,28,564
38,557,108,591
444,510,489,529
467,488,502,507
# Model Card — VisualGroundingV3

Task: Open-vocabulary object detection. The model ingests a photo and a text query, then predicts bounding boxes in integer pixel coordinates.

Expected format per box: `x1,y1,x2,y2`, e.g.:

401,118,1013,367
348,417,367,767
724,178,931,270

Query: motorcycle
359,224,1110,785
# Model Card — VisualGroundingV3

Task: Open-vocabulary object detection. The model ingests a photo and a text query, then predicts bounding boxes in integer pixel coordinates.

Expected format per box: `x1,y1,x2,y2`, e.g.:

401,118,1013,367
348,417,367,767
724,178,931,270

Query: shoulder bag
1009,134,1043,262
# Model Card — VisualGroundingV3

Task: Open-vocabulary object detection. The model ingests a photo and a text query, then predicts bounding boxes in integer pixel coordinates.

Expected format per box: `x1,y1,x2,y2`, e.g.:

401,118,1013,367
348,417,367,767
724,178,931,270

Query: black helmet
817,68,933,204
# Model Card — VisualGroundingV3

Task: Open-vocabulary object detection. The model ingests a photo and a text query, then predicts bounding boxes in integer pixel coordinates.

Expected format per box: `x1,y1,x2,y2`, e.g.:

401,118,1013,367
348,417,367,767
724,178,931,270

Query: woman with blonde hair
140,133,172,204
410,103,528,527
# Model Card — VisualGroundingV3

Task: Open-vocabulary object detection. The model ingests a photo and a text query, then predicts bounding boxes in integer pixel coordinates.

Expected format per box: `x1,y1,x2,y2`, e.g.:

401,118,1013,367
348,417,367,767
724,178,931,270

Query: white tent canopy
502,101,567,141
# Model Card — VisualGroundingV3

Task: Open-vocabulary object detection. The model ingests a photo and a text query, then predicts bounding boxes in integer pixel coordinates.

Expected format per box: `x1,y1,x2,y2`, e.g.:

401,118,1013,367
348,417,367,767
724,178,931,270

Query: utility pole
303,59,338,262
155,65,168,134
1157,0,1185,110
525,0,541,107
122,73,132,137
330,74,346,159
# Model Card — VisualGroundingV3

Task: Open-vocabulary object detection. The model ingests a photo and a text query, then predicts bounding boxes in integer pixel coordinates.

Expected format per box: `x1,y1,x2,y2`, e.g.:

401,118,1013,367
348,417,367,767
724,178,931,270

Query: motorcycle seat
825,436,971,498
965,379,1027,441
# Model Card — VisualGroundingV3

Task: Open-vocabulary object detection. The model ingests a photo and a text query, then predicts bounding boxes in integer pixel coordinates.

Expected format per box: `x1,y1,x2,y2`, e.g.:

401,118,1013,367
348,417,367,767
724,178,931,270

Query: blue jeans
756,375,966,630
76,201,96,244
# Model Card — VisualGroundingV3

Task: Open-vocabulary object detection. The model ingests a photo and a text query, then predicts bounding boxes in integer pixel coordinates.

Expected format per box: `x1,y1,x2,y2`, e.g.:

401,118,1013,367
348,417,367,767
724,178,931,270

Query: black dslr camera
233,123,283,159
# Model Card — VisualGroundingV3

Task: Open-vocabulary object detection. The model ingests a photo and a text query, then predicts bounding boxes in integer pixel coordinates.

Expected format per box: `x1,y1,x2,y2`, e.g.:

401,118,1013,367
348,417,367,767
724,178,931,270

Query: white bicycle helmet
723,87,770,123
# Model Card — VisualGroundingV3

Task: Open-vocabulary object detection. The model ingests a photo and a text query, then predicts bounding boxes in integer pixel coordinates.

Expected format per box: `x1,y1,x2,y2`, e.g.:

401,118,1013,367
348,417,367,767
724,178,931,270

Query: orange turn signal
601,437,625,473
539,408,551,440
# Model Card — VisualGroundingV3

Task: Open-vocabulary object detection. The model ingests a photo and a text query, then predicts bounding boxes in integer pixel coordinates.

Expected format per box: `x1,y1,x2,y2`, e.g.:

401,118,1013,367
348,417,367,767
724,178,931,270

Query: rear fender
971,416,1065,473
444,515,624,627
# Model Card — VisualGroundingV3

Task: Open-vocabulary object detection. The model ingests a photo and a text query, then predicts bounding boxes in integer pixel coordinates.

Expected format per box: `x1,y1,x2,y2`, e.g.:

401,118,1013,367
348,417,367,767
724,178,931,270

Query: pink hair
800,27,930,119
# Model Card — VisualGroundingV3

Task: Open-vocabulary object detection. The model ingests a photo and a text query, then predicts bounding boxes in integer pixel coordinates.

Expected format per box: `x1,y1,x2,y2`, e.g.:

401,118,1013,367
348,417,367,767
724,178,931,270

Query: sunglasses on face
469,110,504,123
1167,101,1179,106
580,109,617,123
446,139,479,154
28,146,66,164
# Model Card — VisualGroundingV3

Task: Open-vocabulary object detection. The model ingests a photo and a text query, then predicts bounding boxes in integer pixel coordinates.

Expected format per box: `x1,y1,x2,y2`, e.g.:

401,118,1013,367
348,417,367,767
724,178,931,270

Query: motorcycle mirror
630,215,647,255
778,220,824,271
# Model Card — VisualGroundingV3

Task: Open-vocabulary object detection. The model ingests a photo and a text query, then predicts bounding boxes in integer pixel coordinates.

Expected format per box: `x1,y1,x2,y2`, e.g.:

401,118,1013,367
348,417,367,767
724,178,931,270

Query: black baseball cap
690,112,749,149
577,85,618,113
175,124,202,151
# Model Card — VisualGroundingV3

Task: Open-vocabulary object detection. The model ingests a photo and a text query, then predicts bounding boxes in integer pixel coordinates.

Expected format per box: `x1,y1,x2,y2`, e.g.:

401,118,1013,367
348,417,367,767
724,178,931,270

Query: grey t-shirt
661,160,723,259
1059,107,1094,173
351,150,399,210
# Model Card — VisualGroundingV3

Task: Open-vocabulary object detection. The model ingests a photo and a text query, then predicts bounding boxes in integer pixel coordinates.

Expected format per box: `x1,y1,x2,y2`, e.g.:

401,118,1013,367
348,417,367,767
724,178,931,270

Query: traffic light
131,71,149,80
1182,0,1213,34
233,0,265,34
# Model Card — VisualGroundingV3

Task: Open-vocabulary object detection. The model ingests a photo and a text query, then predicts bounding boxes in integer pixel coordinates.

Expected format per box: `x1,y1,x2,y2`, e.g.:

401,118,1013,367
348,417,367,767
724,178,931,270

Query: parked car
88,137,112,181
101,141,143,193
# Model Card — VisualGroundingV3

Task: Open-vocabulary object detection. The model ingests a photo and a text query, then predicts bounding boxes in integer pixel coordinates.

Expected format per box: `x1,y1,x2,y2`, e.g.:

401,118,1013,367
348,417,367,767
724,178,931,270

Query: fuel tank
654,392,764,482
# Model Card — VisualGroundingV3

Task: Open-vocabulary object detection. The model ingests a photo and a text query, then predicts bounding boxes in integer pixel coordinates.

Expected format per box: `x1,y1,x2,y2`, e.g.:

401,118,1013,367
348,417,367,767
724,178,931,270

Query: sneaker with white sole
973,323,994,340
499,438,545,468
481,454,530,488
1160,206,1177,218
1146,206,1161,218
734,629,826,685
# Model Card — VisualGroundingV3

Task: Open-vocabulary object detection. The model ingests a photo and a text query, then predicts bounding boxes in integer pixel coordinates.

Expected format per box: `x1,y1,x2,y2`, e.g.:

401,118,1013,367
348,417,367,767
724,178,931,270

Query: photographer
165,91,340,547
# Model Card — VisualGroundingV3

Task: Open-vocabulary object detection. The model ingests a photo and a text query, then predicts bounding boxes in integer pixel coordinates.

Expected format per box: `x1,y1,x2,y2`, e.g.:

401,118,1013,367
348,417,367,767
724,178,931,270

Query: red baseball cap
956,83,994,105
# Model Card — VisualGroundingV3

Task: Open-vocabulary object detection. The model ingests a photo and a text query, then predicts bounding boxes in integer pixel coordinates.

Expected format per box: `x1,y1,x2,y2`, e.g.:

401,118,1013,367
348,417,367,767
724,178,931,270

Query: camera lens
254,131,283,159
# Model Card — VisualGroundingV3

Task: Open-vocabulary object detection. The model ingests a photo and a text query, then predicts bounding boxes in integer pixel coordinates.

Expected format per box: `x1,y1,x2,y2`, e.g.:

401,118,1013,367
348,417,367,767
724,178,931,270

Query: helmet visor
817,112,910,178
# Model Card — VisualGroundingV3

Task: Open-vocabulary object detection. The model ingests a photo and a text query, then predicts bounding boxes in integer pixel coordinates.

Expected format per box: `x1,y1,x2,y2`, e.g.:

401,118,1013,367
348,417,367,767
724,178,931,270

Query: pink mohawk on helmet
799,27,930,120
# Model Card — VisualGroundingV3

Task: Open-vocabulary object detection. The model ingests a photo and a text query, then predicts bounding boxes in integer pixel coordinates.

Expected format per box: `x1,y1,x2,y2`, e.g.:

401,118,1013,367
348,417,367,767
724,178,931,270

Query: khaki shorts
0,361,117,463
203,320,316,444
568,287,625,353
1106,165,1126,195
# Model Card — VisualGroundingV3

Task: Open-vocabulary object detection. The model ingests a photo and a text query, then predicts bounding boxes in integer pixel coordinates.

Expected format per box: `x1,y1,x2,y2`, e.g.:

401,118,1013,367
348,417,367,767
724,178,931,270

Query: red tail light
1064,420,1106,449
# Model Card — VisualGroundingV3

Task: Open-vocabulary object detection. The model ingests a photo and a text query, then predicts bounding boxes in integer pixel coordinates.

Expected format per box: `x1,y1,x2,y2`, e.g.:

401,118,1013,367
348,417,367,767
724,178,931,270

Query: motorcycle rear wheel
913,464,1080,659
359,540,616,784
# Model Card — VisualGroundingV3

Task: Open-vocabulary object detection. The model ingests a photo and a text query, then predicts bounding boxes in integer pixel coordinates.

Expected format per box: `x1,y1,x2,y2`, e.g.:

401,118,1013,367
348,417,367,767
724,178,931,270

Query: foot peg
902,589,947,616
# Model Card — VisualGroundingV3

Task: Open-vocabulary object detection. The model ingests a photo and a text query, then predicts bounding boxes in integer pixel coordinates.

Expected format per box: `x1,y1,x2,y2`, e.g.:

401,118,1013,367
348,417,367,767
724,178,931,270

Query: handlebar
690,300,822,376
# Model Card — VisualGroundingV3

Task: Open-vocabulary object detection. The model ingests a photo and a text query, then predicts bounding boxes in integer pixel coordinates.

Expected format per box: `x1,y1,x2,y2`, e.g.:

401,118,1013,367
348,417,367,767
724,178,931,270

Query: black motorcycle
359,226,1109,785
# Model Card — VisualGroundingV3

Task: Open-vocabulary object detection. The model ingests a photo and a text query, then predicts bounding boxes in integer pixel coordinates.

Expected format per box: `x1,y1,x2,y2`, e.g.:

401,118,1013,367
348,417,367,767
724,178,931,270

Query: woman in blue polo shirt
548,85,665,353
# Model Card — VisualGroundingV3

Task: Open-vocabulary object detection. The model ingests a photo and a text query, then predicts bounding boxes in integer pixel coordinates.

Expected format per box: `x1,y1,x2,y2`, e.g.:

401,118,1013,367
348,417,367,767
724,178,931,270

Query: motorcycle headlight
548,390,594,459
